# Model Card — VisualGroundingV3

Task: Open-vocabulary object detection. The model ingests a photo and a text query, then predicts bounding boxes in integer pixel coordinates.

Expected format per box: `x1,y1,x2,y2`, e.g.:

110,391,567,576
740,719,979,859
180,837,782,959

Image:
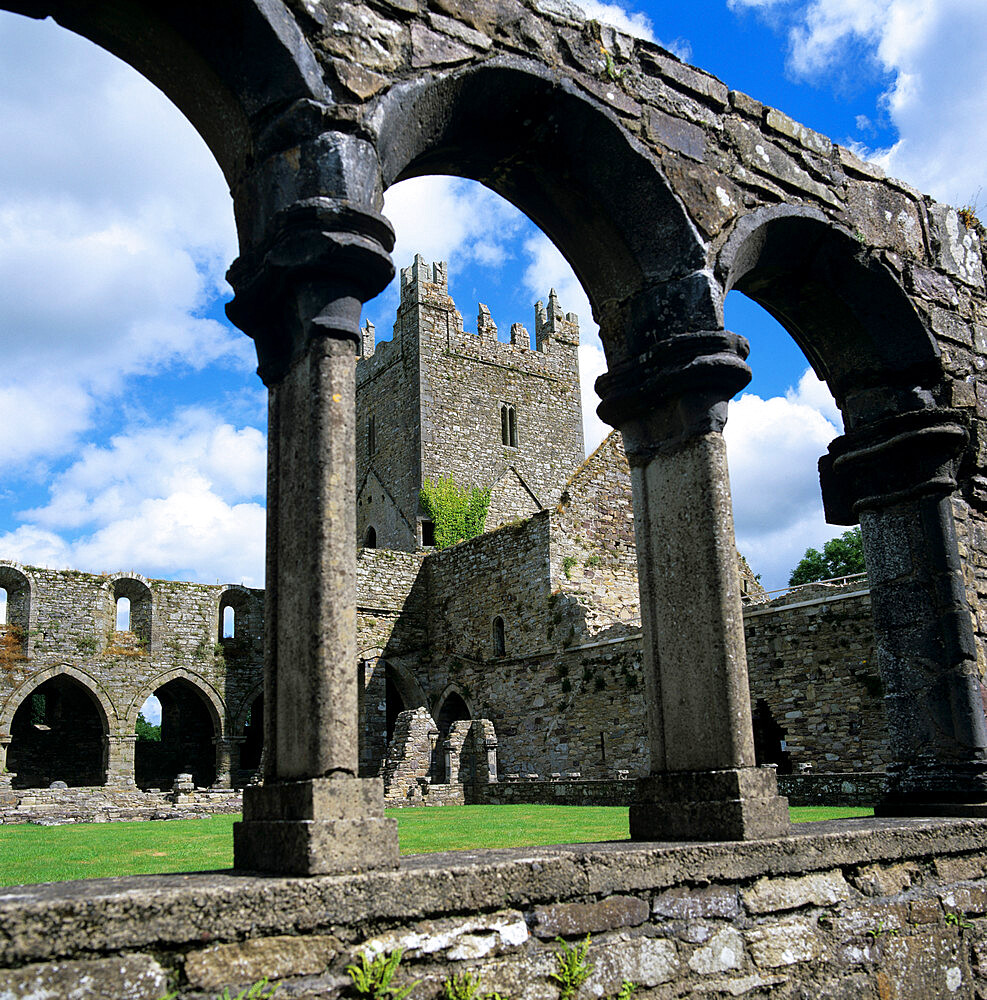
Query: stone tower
356,255,584,550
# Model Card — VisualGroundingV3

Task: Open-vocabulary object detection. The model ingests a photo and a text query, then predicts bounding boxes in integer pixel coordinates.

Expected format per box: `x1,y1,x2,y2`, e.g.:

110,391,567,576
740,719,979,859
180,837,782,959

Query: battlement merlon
535,289,580,350
400,253,450,306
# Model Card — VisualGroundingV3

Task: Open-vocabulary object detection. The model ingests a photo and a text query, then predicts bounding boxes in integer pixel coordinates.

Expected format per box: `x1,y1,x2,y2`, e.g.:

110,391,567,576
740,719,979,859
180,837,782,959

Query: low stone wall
779,771,887,807
2,820,987,998
0,783,241,825
475,778,636,806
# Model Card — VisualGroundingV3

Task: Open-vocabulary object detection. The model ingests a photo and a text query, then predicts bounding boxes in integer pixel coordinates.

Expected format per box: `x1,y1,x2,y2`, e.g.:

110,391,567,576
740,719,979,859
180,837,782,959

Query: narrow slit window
116,596,131,631
508,405,518,448
492,616,506,657
501,404,509,445
222,605,235,638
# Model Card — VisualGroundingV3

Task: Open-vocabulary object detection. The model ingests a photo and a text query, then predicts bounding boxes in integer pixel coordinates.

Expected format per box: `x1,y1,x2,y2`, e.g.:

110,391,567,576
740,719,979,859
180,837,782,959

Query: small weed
866,920,900,939
614,983,637,1000
346,948,418,1000
158,980,277,1000
958,206,982,231
584,555,601,569
562,555,578,579
550,934,593,1000
946,912,973,930
442,970,504,1000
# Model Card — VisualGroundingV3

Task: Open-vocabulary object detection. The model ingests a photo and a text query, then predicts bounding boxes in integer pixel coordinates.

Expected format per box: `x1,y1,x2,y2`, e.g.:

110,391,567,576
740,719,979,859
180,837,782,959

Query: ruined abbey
6,2,987,997
1,255,887,807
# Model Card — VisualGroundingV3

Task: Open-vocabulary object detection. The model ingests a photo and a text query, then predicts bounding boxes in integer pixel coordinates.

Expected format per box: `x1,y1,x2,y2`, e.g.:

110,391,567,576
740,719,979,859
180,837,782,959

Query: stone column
104,735,137,788
226,128,399,874
212,738,234,789
0,734,12,786
598,331,790,840
820,408,987,813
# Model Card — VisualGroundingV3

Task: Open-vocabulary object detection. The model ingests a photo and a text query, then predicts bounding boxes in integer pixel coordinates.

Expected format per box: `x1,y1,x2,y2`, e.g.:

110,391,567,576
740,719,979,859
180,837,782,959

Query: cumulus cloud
0,12,244,475
725,369,843,590
727,0,987,205
574,1,692,59
1,408,266,585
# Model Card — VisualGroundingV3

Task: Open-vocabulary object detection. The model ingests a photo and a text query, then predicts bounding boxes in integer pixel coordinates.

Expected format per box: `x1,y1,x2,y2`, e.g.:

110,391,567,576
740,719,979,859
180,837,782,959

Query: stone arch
232,683,265,775
131,669,225,789
100,574,154,653
125,668,225,738
3,668,114,788
0,561,37,659
1,665,116,735
376,60,709,364
0,1,325,186
217,584,252,642
719,206,943,421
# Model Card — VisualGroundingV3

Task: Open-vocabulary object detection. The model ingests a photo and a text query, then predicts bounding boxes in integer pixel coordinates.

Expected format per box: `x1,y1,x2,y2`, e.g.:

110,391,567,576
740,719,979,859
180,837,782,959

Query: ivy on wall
420,476,492,550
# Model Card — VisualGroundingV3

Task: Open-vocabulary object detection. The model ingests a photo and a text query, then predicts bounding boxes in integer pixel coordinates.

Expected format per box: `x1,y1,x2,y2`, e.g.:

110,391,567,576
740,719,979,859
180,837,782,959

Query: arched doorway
433,690,472,784
135,678,218,789
8,675,107,788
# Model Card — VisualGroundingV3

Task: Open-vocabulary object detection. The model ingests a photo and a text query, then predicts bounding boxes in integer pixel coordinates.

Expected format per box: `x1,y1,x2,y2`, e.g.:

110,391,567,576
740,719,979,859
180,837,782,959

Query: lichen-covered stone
742,870,851,914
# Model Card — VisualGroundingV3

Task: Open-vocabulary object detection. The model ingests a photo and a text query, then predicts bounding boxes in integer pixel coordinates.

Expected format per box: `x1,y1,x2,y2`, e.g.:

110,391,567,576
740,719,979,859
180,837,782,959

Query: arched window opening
110,578,152,652
8,676,107,788
222,605,235,639
365,526,377,549
136,695,162,741
116,596,131,632
433,691,472,783
134,678,218,790
500,404,518,448
385,671,407,746
239,694,264,774
0,587,6,626
492,616,506,657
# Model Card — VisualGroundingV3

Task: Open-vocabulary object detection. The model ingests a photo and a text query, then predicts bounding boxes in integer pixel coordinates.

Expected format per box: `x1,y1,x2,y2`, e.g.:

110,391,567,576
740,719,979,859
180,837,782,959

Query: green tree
419,476,492,550
789,527,865,586
135,711,161,742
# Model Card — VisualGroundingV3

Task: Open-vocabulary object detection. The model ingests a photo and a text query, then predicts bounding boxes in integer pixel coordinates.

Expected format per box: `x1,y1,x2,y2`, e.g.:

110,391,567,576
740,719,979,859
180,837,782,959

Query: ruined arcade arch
4,669,113,788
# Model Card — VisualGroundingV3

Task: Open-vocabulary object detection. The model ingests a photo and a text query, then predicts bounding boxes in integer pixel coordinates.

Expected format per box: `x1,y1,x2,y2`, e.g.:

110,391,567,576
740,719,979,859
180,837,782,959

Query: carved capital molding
595,330,751,461
227,199,394,385
819,408,968,522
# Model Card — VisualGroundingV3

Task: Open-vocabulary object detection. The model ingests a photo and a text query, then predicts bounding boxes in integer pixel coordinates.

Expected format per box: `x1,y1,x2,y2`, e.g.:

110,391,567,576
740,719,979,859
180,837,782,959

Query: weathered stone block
0,955,167,999
742,870,850,914
583,935,680,993
185,935,339,990
746,918,822,968
532,895,649,937
688,926,745,974
653,885,741,920
358,910,528,961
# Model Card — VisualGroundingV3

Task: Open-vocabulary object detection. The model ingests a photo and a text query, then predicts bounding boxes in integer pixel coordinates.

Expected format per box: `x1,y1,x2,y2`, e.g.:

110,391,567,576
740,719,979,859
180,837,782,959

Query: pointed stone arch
125,667,225,738
1,665,116,734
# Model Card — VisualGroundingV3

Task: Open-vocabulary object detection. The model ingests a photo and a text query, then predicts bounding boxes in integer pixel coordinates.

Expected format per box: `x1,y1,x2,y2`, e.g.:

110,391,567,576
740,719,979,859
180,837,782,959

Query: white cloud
0,12,244,474
727,0,987,206
1,409,266,585
725,369,844,589
575,1,657,40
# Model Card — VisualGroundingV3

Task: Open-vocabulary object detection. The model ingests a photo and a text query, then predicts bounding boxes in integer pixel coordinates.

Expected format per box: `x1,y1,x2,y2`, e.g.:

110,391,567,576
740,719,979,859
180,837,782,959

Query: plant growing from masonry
419,476,491,550
346,948,418,1000
550,935,593,1000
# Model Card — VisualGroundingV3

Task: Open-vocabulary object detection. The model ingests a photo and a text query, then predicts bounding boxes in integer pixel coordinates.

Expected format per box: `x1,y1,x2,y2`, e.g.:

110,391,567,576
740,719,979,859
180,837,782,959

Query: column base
234,776,398,875
630,767,790,842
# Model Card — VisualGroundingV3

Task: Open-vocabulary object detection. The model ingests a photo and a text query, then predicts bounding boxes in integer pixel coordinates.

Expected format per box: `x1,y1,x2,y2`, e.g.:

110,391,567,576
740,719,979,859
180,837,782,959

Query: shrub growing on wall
420,477,492,549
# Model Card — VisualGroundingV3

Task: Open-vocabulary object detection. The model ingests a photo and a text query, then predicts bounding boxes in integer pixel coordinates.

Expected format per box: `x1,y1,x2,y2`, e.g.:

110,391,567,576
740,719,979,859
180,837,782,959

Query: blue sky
0,0,984,594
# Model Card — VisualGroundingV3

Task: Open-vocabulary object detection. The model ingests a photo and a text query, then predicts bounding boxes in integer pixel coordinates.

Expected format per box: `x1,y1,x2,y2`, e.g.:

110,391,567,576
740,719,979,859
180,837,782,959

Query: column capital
820,408,968,523
226,198,395,385
596,330,751,460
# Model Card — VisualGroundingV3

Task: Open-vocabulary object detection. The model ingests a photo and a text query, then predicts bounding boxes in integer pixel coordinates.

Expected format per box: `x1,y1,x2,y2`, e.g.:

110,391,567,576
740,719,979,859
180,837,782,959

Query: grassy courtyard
0,804,873,887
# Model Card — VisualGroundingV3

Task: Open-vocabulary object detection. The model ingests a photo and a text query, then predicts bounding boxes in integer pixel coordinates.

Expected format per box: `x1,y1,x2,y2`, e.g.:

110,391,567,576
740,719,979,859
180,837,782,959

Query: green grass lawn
0,804,874,887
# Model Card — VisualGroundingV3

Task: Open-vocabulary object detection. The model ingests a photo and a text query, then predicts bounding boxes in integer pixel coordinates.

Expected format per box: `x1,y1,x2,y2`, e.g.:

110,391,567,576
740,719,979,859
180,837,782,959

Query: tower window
0,587,6,626
116,596,131,631
501,404,517,447
222,605,235,638
492,616,506,657
365,526,377,549
421,520,435,547
368,415,377,455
